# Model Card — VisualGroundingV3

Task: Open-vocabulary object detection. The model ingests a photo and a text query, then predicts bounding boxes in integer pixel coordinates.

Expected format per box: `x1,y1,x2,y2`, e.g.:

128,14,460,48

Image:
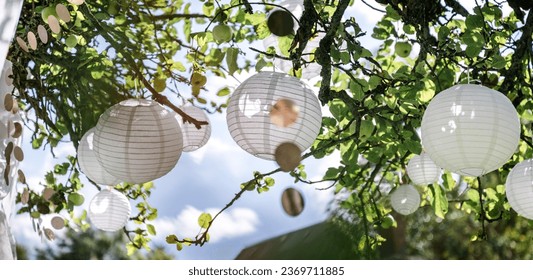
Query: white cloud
152,205,259,244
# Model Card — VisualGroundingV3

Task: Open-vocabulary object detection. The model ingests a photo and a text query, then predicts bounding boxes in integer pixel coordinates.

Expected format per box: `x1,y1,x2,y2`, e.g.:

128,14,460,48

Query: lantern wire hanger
465,67,481,85
134,77,140,99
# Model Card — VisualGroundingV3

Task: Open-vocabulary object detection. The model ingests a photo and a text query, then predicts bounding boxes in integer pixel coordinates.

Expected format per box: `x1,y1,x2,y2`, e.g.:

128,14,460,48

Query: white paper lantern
177,105,211,152
88,188,131,232
78,128,121,186
421,84,520,177
505,159,533,220
406,152,441,186
390,184,420,215
226,72,322,160
93,99,183,184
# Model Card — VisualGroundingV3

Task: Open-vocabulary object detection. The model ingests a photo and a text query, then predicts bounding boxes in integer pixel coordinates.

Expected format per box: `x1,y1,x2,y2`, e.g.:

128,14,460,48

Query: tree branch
315,0,351,105
500,10,533,99
82,6,209,130
443,0,469,17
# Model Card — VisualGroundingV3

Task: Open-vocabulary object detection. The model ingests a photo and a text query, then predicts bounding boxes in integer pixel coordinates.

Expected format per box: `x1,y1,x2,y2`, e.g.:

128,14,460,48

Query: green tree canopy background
6,0,533,258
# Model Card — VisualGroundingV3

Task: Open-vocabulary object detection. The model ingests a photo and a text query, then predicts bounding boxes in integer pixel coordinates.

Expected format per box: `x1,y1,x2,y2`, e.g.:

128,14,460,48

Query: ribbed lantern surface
421,84,520,177
226,72,322,160
88,188,131,232
178,105,211,152
505,159,533,220
390,184,420,215
406,152,441,186
78,128,121,186
93,99,183,184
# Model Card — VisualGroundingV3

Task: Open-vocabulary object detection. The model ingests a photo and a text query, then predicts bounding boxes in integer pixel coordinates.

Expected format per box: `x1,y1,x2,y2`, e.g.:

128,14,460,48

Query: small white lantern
505,159,533,220
88,188,131,232
177,105,211,152
406,152,441,186
78,128,121,186
226,72,322,160
421,84,520,177
93,99,183,184
390,184,420,215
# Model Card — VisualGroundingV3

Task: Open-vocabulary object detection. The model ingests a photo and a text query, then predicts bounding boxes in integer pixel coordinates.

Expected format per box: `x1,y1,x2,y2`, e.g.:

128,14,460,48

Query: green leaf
340,51,350,64
465,14,484,29
166,234,178,244
277,35,293,57
68,193,85,206
264,177,275,187
126,243,136,256
226,47,239,75
492,54,506,69
381,214,397,229
147,224,156,236
172,61,186,72
349,79,365,101
202,2,214,16
404,140,422,154
216,87,230,97
255,58,267,72
198,212,212,229
441,172,456,191
30,211,41,219
429,184,448,219
359,119,374,138
466,189,480,204
324,167,340,180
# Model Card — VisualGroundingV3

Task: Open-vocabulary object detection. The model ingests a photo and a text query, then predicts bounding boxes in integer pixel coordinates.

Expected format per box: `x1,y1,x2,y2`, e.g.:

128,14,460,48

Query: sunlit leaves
428,183,448,219
198,212,212,229
226,47,239,75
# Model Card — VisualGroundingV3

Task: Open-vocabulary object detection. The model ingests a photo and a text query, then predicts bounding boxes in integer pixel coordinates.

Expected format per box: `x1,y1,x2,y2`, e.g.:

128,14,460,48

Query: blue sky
9,1,395,260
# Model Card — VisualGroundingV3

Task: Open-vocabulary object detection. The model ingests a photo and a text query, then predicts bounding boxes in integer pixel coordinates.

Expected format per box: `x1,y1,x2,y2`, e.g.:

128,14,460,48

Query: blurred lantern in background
505,159,533,220
390,184,420,215
78,128,121,186
177,105,211,152
88,188,131,232
406,152,441,186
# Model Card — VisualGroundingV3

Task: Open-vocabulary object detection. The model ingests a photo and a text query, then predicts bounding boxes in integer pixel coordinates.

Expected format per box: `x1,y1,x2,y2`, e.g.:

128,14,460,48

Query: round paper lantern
78,128,121,186
390,184,420,215
177,105,211,152
281,187,304,217
226,71,322,160
421,84,520,177
406,152,441,186
93,99,183,184
88,188,131,232
505,159,533,220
